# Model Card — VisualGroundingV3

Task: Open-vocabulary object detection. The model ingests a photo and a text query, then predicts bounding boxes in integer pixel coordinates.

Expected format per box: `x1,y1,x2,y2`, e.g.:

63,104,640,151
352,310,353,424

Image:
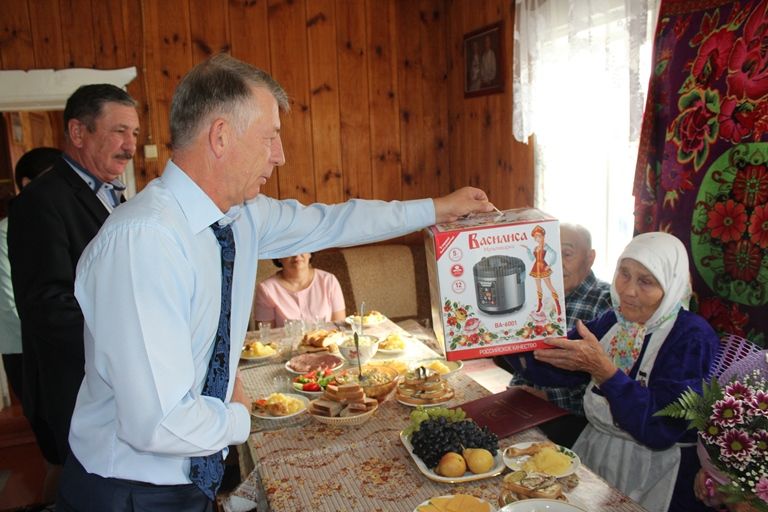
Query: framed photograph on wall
464,22,504,97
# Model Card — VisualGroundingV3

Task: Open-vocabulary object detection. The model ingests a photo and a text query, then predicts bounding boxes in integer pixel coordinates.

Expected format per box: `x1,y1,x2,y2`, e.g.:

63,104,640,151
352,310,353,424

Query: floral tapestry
635,0,768,346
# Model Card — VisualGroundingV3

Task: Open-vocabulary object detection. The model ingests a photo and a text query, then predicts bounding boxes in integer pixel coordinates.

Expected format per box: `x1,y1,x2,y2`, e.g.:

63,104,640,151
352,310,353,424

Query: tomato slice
303,382,321,392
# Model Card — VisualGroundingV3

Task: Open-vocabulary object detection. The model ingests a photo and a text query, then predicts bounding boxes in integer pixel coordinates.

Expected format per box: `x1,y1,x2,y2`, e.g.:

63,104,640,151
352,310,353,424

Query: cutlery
353,331,366,384
358,300,366,336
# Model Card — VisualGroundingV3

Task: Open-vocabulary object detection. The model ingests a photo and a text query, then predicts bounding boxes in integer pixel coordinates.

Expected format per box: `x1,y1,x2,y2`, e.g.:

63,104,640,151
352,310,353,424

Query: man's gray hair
170,53,290,150
560,223,593,250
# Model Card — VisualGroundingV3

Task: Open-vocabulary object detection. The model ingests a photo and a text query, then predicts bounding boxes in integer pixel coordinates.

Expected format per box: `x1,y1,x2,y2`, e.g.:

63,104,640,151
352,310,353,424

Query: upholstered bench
250,243,431,328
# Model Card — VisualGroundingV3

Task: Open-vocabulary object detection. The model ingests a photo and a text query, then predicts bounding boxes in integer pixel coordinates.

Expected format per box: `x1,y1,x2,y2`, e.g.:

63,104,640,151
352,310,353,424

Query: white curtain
513,0,658,280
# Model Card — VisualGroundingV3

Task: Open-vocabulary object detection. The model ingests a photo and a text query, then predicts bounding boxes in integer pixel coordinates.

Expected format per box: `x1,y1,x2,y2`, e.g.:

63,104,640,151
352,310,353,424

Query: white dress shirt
69,160,434,484
0,218,21,354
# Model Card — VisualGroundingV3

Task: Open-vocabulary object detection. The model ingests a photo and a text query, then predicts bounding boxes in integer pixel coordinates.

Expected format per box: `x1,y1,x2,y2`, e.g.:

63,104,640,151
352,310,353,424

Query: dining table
226,320,648,512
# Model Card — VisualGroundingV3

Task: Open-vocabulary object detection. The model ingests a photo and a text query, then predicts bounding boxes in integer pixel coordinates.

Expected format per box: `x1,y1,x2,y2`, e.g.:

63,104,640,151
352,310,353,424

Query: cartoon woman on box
525,225,562,316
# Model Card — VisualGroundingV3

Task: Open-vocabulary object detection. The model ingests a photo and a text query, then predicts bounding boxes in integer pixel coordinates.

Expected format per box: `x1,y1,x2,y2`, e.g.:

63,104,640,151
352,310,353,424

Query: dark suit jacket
8,158,110,463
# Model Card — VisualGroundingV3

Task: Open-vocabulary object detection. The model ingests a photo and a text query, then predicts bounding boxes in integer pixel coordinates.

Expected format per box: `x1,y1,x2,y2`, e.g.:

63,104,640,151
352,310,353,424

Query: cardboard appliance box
424,208,567,361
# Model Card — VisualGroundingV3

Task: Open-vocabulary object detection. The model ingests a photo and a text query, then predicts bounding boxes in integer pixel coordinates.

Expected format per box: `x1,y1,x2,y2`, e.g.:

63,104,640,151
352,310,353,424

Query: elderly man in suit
7,84,139,490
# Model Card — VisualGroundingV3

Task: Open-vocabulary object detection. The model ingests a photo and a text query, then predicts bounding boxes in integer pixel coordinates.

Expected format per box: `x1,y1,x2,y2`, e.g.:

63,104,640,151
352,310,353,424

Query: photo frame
463,22,504,97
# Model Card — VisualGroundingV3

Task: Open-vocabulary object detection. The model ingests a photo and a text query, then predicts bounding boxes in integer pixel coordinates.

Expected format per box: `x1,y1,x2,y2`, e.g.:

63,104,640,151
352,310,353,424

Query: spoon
358,300,366,337
353,331,366,384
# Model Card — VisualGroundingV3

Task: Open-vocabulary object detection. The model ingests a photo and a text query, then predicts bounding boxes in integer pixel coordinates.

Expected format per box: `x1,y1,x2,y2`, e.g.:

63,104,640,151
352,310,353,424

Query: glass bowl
337,334,379,365
335,365,400,401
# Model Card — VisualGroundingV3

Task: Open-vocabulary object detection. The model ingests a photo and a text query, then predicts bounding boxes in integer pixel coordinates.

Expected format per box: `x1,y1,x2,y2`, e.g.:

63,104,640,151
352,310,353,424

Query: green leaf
655,380,722,430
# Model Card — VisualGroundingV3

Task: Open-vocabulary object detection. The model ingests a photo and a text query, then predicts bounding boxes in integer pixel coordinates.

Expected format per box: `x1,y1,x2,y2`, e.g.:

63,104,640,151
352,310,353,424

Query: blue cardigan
503,309,719,449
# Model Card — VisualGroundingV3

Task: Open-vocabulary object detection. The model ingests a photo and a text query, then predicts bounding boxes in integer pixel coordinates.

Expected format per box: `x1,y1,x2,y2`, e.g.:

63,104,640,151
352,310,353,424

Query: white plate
396,395,454,408
240,350,278,362
502,442,580,477
400,431,504,484
250,393,310,420
498,499,586,512
415,359,464,376
284,355,344,375
240,342,279,361
289,384,325,398
414,494,496,512
377,346,406,355
345,313,387,326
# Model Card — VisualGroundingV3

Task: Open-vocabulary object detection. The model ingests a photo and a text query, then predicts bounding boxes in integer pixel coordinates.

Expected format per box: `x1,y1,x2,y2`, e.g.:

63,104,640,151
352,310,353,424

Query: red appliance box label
444,339,553,361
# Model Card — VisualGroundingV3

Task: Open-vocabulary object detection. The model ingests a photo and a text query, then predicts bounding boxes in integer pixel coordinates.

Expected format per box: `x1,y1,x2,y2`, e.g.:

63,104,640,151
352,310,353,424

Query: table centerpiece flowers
656,360,768,511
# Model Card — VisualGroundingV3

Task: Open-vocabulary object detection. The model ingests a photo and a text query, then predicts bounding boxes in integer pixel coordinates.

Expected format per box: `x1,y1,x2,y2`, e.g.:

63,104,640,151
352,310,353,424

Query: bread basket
308,401,378,426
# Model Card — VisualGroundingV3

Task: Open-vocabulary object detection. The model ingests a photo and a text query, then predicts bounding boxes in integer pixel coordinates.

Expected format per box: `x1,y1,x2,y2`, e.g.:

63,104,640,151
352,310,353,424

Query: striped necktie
189,222,236,501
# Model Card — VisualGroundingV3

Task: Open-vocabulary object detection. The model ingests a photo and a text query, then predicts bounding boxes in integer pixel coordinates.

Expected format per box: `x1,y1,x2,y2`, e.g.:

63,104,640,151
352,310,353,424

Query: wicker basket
308,402,378,426
709,334,763,380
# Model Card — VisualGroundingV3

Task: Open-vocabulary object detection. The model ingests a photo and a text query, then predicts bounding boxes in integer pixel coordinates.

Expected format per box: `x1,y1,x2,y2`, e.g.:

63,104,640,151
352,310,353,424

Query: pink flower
753,430,768,451
725,381,754,401
717,428,754,461
692,27,735,85
749,391,768,417
756,477,768,503
712,396,745,426
464,318,480,333
727,3,768,100
719,96,756,142
701,423,723,444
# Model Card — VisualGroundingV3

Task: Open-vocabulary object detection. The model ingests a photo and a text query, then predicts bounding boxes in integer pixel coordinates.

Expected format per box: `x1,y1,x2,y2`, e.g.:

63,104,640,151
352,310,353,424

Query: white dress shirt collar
161,160,241,233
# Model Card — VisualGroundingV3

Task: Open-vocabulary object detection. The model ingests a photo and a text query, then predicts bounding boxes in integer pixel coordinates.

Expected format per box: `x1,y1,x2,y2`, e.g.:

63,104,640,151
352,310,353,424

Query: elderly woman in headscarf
527,232,720,512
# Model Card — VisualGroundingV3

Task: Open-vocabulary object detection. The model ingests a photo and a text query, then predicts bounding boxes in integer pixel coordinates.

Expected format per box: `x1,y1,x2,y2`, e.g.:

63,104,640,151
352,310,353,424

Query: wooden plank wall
446,0,533,209
0,0,533,210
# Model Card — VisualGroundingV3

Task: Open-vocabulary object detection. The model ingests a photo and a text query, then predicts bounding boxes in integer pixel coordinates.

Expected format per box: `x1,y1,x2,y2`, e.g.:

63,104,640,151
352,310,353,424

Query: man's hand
231,372,251,410
533,320,617,384
433,187,495,223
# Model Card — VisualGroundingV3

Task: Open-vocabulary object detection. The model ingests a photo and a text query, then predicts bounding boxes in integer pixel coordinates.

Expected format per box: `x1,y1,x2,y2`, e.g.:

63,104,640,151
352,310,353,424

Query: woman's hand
533,320,617,384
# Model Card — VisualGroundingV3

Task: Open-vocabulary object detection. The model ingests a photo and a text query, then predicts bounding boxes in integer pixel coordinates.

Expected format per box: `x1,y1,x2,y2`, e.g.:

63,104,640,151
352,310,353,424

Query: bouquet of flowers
656,361,768,510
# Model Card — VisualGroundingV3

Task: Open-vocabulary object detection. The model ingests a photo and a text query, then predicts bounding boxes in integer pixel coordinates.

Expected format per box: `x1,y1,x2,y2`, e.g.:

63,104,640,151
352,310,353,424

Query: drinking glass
272,375,292,394
258,322,271,341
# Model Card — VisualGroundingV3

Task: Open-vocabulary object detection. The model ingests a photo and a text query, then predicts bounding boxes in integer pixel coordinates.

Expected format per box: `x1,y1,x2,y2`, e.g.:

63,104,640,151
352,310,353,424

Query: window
514,0,658,280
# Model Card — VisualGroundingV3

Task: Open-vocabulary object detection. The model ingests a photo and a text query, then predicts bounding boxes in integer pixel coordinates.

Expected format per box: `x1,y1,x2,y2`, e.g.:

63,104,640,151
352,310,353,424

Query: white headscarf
611,231,692,327
606,232,692,373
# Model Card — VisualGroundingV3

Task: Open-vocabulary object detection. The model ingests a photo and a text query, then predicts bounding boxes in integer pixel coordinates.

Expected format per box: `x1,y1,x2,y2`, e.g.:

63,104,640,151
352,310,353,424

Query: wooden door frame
0,67,138,197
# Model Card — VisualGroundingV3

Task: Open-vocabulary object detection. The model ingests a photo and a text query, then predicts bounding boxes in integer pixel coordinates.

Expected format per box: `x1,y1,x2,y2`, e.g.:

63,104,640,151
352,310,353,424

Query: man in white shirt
59,54,493,511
